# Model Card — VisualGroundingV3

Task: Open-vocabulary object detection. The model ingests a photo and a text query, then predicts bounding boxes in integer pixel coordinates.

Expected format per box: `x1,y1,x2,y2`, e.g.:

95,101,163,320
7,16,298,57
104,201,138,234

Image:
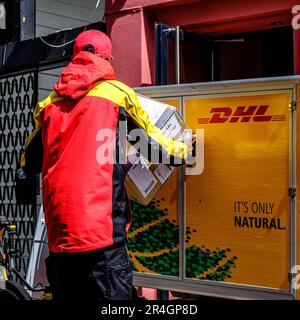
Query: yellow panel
184,92,290,289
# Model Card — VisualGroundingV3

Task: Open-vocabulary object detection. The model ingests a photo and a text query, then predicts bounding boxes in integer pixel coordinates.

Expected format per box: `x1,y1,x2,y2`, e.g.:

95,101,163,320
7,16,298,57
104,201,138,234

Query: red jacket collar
54,51,116,99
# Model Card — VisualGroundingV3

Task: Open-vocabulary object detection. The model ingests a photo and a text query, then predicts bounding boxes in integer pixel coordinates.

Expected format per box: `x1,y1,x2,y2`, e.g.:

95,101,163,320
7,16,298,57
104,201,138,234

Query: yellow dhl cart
127,76,300,300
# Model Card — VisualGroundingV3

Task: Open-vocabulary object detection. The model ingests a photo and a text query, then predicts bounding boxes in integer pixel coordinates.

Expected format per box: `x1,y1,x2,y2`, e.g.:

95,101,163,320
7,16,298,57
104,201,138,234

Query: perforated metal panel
0,71,39,279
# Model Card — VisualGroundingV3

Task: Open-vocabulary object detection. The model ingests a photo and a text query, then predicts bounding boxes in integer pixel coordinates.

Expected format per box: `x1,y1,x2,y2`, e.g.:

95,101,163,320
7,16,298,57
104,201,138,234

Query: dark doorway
161,26,294,84
211,27,294,81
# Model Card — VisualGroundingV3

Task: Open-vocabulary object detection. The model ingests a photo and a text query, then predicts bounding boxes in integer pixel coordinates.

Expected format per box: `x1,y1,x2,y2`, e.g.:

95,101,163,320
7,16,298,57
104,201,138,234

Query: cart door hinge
288,272,297,282
289,101,297,111
288,187,296,198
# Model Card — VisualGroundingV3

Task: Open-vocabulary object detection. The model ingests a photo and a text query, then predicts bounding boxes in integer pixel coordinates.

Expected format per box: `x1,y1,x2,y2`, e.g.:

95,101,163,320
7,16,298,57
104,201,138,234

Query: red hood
54,51,116,99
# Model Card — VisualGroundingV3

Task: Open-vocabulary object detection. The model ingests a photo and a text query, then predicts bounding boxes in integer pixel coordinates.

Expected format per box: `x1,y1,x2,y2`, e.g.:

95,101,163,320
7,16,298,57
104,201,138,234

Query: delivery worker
15,29,191,302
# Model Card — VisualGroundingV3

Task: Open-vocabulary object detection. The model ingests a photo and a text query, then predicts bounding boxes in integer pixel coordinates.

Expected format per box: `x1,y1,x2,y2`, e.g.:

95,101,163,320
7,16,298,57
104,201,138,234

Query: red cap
73,29,113,59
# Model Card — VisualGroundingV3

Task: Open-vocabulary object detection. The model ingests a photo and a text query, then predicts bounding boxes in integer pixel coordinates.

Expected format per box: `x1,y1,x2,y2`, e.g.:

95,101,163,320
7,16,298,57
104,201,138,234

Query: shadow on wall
104,0,128,37
106,0,127,14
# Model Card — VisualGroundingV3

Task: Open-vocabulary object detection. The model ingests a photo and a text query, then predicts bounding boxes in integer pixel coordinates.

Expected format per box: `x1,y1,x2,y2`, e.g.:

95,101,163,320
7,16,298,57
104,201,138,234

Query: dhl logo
197,105,287,124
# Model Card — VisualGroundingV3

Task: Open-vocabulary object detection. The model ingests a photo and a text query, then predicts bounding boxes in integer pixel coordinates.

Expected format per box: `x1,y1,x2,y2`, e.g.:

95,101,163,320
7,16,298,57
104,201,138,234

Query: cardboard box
125,94,190,206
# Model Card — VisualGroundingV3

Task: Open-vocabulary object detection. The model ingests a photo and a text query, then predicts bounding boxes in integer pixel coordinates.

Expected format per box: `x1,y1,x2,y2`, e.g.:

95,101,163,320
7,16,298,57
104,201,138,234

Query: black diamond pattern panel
0,72,39,281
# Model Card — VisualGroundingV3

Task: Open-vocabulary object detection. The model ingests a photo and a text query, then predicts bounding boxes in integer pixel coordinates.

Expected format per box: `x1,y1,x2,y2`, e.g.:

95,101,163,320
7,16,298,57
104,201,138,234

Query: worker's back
26,51,130,253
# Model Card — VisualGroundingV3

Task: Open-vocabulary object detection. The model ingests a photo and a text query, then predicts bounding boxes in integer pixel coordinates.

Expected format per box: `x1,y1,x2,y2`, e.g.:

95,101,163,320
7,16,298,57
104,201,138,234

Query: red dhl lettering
197,105,287,124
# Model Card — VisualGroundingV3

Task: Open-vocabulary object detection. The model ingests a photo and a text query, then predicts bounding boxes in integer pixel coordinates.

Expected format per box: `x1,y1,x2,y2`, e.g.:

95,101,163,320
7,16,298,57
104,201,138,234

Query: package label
161,115,182,139
128,165,158,198
154,164,174,184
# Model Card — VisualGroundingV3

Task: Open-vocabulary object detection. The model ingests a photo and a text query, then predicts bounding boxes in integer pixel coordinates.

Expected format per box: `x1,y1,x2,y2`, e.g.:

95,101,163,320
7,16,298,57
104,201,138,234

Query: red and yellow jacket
16,51,187,253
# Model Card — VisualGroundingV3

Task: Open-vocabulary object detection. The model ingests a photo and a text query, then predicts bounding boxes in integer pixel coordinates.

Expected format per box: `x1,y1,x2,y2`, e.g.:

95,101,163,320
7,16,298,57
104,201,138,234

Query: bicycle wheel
0,281,32,301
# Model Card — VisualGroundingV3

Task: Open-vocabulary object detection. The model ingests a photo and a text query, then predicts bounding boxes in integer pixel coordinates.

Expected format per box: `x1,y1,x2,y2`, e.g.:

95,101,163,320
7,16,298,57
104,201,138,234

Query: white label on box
161,115,181,139
128,165,158,198
138,95,174,124
154,164,174,184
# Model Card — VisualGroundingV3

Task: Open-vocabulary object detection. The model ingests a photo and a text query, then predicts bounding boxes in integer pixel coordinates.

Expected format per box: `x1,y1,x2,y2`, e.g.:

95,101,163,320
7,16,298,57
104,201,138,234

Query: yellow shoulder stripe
87,81,187,160
20,91,65,168
38,91,65,109
86,80,130,108
87,80,148,128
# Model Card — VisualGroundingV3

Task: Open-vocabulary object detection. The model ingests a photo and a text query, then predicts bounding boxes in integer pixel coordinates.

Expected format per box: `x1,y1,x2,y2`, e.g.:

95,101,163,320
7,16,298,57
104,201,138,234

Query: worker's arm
123,90,189,167
89,80,192,166
15,103,43,204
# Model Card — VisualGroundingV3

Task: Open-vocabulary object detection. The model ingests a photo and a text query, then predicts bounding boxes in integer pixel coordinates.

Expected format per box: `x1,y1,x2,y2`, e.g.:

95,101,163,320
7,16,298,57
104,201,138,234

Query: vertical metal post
154,23,161,85
155,23,168,299
155,24,183,85
20,0,36,40
155,24,185,300
175,26,180,85
176,26,185,285
289,90,297,298
179,97,186,285
155,23,169,85
211,48,215,82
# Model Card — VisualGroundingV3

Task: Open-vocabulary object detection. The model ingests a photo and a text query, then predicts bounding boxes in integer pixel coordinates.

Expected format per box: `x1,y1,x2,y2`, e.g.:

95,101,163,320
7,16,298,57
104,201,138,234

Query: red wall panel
105,0,300,86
